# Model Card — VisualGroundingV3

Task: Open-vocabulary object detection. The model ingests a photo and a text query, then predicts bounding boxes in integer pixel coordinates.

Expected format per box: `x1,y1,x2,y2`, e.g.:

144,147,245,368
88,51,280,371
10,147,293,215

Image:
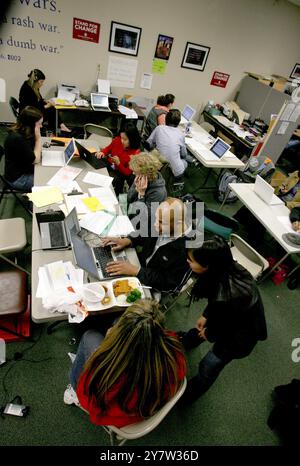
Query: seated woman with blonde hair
64,299,186,427
127,151,167,211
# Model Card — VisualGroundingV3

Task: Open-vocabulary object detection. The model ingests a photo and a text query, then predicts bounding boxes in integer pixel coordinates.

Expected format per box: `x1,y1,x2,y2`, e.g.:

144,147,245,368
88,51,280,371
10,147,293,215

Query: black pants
112,173,134,197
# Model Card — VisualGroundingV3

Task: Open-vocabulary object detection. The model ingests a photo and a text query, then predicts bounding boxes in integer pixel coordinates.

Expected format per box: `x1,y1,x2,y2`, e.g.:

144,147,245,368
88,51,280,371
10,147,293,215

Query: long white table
185,121,245,169
229,182,300,279
32,139,149,323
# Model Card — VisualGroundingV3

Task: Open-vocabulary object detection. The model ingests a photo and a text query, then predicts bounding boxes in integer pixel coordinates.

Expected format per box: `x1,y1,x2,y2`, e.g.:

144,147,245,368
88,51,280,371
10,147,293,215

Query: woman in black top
19,69,70,133
4,106,43,191
180,236,267,402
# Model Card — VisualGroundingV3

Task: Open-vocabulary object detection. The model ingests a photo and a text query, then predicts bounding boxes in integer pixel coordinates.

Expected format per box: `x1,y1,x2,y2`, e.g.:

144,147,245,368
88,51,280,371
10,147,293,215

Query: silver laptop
190,136,231,161
254,175,284,206
38,207,80,250
90,93,111,112
42,138,76,167
70,232,127,280
180,104,196,124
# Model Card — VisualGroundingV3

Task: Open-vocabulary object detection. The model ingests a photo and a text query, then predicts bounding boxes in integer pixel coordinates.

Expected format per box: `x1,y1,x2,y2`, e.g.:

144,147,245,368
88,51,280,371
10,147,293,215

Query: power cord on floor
0,326,52,418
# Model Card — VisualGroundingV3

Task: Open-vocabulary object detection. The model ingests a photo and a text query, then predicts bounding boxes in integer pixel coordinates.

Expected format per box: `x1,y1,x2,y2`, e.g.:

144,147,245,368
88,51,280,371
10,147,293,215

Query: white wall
0,0,300,122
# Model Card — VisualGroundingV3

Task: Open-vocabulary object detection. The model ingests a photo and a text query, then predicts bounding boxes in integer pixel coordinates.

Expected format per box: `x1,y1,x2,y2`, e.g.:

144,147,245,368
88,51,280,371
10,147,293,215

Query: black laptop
75,140,108,169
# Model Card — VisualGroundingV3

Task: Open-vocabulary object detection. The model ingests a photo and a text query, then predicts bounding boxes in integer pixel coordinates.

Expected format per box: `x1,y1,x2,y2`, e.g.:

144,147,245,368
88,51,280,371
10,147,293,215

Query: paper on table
79,211,115,235
108,215,134,236
277,216,296,234
82,171,113,187
64,193,89,215
28,186,63,207
118,105,138,119
82,197,104,212
88,187,118,212
47,166,82,188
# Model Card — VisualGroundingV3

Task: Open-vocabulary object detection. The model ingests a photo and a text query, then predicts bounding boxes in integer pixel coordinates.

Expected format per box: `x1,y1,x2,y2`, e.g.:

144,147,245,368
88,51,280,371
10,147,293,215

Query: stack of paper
79,211,115,235
64,193,90,215
37,260,83,297
36,261,88,323
88,187,118,212
118,105,138,119
108,215,134,236
47,166,82,189
28,186,63,207
82,171,113,187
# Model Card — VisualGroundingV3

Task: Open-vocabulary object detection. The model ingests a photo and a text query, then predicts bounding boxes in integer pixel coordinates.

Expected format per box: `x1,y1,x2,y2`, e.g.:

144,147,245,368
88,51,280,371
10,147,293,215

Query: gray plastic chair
84,123,113,140
102,378,187,446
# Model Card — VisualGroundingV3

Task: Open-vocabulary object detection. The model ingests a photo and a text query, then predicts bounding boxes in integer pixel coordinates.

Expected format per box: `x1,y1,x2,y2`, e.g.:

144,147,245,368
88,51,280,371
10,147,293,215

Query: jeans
70,329,104,389
184,350,232,401
8,174,34,192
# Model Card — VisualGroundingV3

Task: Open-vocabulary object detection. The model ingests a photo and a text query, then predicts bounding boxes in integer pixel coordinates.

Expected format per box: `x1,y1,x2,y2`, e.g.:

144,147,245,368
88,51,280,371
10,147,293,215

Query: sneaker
63,384,80,406
67,352,76,364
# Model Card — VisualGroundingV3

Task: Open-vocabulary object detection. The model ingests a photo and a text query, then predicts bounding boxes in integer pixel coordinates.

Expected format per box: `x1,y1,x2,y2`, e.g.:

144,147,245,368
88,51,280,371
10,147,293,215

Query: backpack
216,171,239,203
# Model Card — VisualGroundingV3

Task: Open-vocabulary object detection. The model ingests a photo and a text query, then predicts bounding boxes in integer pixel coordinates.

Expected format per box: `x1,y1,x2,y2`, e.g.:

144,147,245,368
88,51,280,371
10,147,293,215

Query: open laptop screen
71,233,99,278
210,137,230,158
65,207,80,242
182,105,196,122
91,93,109,108
64,138,76,164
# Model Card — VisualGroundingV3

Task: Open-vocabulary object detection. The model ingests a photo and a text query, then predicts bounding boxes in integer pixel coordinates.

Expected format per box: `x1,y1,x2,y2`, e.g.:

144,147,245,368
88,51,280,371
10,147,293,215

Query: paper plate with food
111,277,144,306
82,282,113,310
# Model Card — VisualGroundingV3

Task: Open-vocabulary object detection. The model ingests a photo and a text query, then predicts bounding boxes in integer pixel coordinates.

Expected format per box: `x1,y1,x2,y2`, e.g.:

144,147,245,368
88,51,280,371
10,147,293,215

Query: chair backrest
229,233,269,280
203,216,233,241
106,378,187,445
9,96,19,119
84,123,113,139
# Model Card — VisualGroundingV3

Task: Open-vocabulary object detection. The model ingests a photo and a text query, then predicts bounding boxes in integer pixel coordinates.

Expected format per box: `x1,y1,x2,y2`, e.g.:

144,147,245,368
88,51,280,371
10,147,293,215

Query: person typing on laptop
95,124,141,196
101,198,190,292
4,106,43,192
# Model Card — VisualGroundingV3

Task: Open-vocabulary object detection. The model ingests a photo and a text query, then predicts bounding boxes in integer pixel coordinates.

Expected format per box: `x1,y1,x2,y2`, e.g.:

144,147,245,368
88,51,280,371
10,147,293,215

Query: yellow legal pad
82,197,104,212
27,187,63,207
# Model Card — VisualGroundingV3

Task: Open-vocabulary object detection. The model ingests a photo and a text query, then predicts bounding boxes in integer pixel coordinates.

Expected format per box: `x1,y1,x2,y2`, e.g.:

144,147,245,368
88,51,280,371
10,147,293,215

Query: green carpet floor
0,124,299,446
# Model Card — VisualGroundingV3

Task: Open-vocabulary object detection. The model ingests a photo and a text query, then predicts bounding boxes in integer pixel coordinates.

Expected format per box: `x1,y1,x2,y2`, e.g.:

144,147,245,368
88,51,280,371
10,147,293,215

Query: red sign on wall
73,18,100,43
210,71,230,88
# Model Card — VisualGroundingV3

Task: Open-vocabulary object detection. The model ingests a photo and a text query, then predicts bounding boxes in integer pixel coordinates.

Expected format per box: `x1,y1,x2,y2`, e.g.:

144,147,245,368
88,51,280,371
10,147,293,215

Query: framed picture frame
181,42,210,72
108,21,142,56
154,34,174,61
290,63,300,80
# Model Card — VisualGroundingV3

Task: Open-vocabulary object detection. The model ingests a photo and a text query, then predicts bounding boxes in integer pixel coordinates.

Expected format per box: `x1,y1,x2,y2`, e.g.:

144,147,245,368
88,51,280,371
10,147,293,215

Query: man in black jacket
102,198,190,292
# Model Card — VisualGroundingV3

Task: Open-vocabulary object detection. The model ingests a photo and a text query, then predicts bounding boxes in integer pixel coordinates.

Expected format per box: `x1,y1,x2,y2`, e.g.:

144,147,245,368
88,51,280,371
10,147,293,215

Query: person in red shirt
63,299,186,427
96,124,141,195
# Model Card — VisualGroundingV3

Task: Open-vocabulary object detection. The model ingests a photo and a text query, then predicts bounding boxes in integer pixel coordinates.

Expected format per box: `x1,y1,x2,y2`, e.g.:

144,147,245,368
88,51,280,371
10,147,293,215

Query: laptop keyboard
49,222,66,247
93,246,114,278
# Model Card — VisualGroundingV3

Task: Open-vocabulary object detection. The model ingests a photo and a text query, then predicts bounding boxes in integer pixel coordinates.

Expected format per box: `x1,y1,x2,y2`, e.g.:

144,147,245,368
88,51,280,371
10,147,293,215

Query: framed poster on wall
181,42,210,72
109,21,142,56
154,34,174,61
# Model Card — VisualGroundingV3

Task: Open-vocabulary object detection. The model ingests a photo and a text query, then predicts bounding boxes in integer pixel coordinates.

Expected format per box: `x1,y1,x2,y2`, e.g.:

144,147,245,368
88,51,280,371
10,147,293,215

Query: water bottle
185,121,192,135
0,338,6,365
248,156,259,173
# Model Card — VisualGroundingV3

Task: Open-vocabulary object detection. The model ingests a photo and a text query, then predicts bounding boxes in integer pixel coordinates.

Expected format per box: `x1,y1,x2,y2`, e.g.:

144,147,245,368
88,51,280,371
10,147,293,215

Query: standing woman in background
143,93,175,139
4,106,43,191
96,124,141,196
19,69,70,133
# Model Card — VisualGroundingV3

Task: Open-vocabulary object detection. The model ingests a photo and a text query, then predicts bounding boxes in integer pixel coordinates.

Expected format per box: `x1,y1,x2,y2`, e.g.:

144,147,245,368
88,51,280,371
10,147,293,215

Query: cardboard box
245,72,287,92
